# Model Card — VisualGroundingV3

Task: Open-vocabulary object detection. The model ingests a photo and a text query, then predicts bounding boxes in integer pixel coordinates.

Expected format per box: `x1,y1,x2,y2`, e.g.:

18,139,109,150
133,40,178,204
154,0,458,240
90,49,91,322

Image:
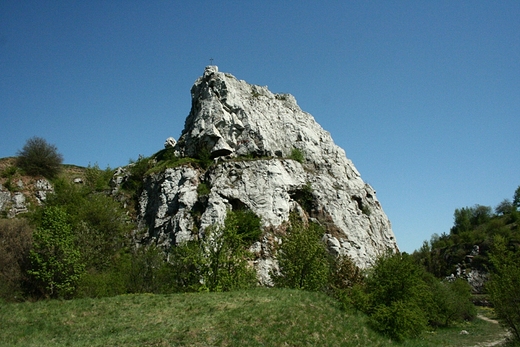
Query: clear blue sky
1,1,519,253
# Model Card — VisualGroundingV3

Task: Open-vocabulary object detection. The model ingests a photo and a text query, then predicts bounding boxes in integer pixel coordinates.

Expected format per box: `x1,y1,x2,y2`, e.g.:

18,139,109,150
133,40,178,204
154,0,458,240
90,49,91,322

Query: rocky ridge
123,66,399,283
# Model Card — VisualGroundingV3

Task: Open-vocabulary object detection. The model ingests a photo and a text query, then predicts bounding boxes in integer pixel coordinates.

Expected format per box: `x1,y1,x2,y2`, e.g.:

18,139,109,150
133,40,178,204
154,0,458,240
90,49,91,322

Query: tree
202,210,259,291
27,206,84,298
513,186,520,209
272,219,330,291
487,236,520,341
16,136,63,178
495,199,514,216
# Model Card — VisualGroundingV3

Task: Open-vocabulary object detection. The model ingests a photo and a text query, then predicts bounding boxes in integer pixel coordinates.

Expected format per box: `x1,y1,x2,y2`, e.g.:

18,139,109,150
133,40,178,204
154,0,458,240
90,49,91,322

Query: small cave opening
227,197,248,211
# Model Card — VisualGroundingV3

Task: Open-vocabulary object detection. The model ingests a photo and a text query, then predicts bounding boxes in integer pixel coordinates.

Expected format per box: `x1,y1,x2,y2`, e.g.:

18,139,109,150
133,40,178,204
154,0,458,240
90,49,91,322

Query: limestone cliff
136,66,398,283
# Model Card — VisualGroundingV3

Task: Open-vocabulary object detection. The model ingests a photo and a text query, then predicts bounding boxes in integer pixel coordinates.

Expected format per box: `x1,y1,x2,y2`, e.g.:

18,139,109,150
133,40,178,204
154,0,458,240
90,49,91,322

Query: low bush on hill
16,136,63,179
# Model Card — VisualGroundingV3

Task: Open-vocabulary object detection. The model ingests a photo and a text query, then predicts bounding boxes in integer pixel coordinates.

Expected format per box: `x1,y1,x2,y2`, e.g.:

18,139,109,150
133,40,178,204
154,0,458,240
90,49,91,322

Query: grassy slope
0,288,507,347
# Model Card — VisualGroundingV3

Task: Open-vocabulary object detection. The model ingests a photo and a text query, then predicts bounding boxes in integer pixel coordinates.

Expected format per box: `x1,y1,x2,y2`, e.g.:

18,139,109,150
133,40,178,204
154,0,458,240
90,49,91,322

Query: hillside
0,288,507,347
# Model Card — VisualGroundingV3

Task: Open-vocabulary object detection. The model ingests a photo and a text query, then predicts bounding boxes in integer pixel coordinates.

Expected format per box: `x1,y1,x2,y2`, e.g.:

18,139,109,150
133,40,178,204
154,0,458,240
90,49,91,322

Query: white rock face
138,66,398,282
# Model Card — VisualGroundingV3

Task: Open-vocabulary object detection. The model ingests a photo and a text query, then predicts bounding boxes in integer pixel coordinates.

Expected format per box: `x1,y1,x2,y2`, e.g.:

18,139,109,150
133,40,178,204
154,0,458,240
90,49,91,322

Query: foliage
272,218,330,291
289,147,305,163
16,136,63,179
355,252,475,341
0,218,33,301
514,185,520,209
197,182,211,197
121,155,152,193
0,165,19,179
126,245,176,294
75,254,131,298
44,178,132,273
167,240,208,292
166,209,260,293
414,185,520,278
27,206,84,298
487,236,520,341
328,253,364,293
84,163,114,192
201,211,259,291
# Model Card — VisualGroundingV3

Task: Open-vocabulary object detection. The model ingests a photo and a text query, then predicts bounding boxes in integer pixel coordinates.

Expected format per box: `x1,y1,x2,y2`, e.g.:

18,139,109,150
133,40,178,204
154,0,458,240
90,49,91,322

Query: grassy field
0,288,508,347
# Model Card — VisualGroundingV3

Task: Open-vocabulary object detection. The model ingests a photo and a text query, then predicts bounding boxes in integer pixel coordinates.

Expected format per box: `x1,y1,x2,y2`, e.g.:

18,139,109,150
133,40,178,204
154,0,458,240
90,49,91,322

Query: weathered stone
0,184,11,212
34,178,53,204
164,137,177,148
9,192,27,217
136,66,398,284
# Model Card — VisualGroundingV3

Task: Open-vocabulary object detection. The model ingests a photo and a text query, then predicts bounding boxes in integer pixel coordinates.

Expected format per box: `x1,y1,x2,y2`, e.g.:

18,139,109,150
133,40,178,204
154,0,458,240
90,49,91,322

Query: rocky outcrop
137,66,398,282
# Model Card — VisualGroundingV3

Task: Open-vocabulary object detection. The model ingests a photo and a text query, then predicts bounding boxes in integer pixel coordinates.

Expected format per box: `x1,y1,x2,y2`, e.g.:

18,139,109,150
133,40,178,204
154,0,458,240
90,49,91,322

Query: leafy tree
487,236,520,341
202,210,259,291
272,219,330,291
165,210,260,293
514,186,520,209
45,178,132,273
356,252,474,341
451,207,472,235
27,206,84,298
16,136,63,178
84,163,114,192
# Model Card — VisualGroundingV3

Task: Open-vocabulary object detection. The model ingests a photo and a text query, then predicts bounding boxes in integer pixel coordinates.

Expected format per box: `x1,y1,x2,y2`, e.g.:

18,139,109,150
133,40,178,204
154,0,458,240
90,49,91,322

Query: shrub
289,148,305,163
370,300,428,342
122,155,152,193
164,210,260,293
487,236,520,341
16,136,63,178
44,178,133,273
27,206,84,298
197,182,211,197
75,255,131,298
202,211,259,291
84,163,114,192
0,218,33,301
167,240,207,292
356,252,476,340
272,219,330,291
329,253,364,292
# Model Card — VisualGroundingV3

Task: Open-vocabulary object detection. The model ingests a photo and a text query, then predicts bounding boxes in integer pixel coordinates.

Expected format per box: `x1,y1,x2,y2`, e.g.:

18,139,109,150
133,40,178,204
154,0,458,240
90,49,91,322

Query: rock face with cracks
137,66,398,284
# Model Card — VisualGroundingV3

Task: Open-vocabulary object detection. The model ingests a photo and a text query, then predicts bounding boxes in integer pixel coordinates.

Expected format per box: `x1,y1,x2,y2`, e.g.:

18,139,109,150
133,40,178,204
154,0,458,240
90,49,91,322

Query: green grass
0,289,509,347
399,307,508,347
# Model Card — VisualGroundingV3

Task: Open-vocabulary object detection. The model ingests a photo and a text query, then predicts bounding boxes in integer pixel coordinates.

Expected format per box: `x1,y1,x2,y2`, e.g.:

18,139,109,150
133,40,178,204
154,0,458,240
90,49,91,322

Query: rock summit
137,66,398,283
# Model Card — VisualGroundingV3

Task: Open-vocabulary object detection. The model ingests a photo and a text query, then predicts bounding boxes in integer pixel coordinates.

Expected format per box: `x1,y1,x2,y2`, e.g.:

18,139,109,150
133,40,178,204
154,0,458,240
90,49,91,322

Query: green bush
0,218,33,301
202,211,259,291
167,240,207,292
16,136,63,178
272,219,330,291
121,155,153,195
75,255,131,298
370,300,428,342
27,206,84,298
197,182,211,197
44,178,133,273
164,210,260,293
84,163,114,192
487,236,520,341
355,252,475,341
289,148,305,163
328,253,364,292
